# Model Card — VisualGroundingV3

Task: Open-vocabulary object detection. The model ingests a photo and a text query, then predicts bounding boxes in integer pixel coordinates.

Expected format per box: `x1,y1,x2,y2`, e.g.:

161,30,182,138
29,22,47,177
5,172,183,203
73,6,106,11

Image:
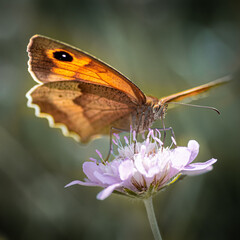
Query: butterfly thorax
131,96,167,133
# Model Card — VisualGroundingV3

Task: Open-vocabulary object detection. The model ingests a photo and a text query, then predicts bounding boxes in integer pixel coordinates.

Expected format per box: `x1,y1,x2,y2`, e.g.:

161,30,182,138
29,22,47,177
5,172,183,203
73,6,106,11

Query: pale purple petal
65,180,99,188
82,162,100,182
171,147,191,169
119,160,134,180
97,183,123,200
93,171,119,184
148,166,160,177
134,154,147,175
183,166,214,176
187,140,199,164
167,147,191,178
182,158,217,176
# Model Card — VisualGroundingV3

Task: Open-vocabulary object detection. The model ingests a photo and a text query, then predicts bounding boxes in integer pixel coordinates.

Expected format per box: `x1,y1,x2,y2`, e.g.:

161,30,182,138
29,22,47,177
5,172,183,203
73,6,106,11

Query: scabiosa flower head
65,130,217,200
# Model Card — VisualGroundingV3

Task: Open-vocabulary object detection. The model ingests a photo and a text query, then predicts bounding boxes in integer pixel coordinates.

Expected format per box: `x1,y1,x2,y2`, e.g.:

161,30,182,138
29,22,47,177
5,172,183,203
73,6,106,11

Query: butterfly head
152,100,168,120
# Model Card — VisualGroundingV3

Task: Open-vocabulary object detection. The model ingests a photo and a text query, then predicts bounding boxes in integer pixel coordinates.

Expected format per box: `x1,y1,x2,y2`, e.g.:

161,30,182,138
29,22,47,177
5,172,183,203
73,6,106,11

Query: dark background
0,0,239,239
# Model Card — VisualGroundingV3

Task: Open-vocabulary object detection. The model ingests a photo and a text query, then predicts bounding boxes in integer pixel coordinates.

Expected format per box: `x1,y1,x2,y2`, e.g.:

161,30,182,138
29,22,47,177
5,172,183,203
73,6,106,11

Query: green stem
143,197,162,240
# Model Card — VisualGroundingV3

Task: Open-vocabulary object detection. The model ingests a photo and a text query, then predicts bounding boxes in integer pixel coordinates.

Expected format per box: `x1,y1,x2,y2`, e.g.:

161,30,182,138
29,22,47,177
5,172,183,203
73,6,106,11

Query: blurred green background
0,0,239,239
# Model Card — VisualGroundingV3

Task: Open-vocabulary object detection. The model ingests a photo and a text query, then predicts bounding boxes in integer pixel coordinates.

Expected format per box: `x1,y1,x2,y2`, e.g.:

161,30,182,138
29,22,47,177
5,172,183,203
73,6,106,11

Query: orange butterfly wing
27,35,146,105
27,81,137,142
27,35,146,142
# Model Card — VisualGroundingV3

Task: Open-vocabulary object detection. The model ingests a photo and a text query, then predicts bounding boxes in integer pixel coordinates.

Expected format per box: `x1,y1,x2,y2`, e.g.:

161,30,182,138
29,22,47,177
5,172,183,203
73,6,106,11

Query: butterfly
26,35,230,143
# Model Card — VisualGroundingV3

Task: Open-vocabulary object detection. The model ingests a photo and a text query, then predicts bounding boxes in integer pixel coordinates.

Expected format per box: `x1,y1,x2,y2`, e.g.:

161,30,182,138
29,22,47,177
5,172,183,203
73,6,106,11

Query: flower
65,130,217,200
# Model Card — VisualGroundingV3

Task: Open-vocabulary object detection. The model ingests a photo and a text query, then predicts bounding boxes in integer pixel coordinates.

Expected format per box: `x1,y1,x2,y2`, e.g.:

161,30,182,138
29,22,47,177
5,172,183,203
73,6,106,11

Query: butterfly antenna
168,102,221,115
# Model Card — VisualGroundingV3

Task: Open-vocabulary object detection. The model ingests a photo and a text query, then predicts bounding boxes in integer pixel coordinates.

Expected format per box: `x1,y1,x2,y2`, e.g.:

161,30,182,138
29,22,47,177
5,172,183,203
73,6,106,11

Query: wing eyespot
53,51,73,62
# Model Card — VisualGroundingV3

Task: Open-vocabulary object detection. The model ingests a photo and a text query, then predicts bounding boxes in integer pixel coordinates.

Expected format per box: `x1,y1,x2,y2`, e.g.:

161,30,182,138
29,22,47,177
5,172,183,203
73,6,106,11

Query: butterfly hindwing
27,81,137,142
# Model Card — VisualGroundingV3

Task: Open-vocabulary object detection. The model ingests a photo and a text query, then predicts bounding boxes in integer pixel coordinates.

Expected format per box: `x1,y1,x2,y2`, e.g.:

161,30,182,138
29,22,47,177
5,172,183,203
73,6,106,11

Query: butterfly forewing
27,35,146,105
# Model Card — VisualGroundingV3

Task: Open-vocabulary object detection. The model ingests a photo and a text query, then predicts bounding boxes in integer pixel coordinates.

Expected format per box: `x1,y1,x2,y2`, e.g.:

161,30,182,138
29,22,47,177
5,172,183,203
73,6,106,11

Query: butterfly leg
151,126,177,147
161,116,176,145
161,118,167,144
133,111,145,153
105,126,129,161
